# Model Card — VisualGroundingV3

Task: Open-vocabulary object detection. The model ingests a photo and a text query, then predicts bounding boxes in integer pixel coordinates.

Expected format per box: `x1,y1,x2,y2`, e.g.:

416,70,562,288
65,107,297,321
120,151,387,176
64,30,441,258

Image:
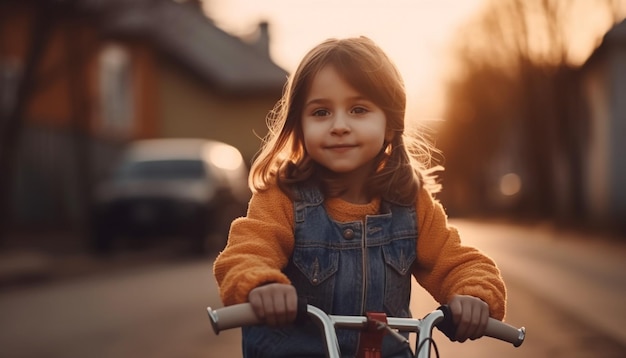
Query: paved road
411,219,626,357
0,256,235,358
456,219,626,344
0,220,624,357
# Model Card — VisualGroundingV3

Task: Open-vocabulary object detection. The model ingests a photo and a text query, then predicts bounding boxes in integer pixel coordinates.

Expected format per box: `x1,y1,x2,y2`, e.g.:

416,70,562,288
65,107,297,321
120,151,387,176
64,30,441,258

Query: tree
437,0,626,221
0,1,55,241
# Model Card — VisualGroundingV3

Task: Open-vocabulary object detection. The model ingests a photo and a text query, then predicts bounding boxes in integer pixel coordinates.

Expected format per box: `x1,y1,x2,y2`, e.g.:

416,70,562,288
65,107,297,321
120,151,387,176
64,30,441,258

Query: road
411,219,626,358
0,220,624,357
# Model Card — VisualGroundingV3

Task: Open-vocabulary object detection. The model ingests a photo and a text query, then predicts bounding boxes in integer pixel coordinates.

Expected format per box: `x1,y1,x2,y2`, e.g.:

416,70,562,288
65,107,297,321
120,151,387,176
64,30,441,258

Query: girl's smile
324,144,358,152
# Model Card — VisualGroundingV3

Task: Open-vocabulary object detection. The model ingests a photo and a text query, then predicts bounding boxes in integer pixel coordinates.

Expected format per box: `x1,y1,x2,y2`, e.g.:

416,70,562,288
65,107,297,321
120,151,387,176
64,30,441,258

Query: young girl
213,36,506,357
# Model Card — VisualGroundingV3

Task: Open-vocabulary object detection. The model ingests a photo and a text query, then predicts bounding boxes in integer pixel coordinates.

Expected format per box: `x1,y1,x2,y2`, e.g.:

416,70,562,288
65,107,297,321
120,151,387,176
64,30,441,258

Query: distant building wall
580,21,626,229
582,55,610,222
608,40,626,218
156,58,279,165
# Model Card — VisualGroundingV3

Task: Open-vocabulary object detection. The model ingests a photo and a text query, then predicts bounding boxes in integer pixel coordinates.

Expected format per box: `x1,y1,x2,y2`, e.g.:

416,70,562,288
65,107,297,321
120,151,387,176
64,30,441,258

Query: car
91,138,250,254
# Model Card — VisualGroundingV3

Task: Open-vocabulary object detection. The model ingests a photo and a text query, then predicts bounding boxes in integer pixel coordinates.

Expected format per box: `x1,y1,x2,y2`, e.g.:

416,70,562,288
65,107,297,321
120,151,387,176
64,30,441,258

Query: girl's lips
325,144,357,148
325,145,357,153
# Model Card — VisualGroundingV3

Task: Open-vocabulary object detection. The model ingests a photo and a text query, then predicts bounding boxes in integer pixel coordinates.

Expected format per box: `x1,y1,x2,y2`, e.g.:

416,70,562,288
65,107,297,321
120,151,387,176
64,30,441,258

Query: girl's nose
330,114,350,135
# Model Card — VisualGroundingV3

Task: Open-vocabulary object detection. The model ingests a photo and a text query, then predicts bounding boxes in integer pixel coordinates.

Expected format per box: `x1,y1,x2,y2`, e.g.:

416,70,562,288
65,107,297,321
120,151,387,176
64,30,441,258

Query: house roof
603,18,626,43
79,0,288,94
582,18,626,69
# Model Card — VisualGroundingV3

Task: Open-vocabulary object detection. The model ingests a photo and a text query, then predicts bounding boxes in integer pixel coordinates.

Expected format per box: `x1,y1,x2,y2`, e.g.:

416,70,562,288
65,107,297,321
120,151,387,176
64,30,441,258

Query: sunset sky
204,0,488,121
203,0,621,121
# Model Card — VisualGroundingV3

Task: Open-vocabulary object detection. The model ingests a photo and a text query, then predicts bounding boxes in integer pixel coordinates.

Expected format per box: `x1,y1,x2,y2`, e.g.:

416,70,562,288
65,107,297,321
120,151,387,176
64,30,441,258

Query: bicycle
206,302,525,358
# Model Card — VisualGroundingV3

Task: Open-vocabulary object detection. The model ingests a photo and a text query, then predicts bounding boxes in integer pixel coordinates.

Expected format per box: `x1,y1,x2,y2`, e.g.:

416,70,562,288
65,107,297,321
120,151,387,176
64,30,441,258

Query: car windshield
116,160,207,181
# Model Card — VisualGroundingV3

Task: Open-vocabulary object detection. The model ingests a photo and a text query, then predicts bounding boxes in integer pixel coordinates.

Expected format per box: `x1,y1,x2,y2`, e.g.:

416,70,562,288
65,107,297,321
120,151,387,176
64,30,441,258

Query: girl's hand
248,283,298,327
448,294,490,342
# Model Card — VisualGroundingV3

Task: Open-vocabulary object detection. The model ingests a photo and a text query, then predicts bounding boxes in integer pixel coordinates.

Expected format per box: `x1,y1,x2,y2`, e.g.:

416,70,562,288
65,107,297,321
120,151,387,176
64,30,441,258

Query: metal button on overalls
342,228,355,240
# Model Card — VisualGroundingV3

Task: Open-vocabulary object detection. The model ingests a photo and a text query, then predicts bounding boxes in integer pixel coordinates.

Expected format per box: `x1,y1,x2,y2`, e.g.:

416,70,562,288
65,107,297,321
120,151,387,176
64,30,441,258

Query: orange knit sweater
213,184,506,320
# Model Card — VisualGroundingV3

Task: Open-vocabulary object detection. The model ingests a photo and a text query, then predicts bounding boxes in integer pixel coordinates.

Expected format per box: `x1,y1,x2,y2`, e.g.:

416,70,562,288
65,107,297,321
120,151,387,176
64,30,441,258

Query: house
0,0,287,232
579,19,626,231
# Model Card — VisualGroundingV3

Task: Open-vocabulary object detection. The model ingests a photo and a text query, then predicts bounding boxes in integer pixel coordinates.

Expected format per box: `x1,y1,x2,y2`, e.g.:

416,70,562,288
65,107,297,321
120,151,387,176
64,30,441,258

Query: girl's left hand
447,294,489,342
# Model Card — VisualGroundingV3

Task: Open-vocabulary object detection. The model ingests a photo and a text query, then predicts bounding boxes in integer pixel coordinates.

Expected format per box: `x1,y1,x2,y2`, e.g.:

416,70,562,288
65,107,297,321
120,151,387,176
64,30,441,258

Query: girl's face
301,65,387,178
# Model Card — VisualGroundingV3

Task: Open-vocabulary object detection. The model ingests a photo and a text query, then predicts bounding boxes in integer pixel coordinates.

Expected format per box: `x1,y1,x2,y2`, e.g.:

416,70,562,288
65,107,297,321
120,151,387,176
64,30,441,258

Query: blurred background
0,0,625,357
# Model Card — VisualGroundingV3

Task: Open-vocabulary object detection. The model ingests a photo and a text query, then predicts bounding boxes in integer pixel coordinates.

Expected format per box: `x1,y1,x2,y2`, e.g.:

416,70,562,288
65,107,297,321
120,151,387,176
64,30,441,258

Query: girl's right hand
248,283,298,327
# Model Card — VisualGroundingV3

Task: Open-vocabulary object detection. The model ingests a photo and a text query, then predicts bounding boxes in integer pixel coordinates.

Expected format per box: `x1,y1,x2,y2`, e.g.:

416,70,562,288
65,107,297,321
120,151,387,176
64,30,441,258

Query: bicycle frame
207,303,525,358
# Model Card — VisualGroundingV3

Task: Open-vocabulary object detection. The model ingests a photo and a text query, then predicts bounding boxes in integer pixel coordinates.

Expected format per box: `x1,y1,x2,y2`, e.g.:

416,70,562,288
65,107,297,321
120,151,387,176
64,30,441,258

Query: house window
98,43,134,134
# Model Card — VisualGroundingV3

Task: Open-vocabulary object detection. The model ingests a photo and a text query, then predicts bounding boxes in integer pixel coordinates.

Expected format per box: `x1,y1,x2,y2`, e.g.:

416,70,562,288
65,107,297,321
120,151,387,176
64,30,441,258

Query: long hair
250,36,440,205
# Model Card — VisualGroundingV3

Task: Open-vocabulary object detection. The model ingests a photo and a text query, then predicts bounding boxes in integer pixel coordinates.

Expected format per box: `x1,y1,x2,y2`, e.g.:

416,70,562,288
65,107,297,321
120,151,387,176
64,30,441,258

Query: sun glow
203,0,488,122
203,0,622,123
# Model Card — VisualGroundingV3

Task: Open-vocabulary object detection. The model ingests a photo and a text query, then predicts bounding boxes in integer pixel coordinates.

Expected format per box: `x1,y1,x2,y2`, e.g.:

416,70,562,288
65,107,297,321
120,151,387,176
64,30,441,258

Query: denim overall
242,185,417,357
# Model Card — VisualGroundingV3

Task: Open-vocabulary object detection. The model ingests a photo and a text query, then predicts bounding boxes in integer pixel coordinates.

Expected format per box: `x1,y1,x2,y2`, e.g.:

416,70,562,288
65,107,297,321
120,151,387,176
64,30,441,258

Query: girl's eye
351,106,368,114
312,109,330,117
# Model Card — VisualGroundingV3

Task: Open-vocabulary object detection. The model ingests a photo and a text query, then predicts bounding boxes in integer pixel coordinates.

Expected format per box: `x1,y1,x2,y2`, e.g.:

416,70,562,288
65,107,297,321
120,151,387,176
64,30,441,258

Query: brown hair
250,36,440,205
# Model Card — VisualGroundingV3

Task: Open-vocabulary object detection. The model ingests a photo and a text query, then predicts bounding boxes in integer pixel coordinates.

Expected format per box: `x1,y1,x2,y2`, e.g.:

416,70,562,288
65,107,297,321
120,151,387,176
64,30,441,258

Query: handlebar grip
436,305,525,347
207,303,260,334
485,319,526,347
207,300,309,335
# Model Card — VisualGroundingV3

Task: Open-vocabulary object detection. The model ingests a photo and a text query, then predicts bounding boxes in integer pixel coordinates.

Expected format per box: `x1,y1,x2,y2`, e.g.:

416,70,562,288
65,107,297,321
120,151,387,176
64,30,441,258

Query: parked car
91,138,250,254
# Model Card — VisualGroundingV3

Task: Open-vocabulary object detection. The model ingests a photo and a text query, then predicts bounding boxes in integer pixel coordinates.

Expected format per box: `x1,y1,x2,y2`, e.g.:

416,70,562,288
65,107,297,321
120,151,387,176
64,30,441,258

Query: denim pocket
289,246,339,311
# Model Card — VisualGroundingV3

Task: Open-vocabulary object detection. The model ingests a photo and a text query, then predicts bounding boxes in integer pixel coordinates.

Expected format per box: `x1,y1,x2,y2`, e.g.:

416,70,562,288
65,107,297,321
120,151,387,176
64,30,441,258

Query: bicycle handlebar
207,302,525,353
